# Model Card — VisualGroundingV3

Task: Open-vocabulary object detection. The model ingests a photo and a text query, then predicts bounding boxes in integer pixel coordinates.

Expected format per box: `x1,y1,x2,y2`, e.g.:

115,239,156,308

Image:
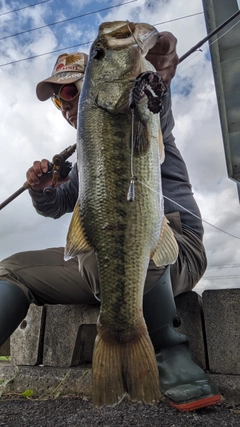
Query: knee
0,253,21,281
78,251,100,296
0,252,32,295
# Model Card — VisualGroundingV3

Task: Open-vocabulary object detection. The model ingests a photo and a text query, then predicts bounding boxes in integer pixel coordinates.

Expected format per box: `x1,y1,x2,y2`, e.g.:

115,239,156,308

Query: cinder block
43,304,99,367
174,291,207,370
11,305,45,365
0,338,10,356
203,289,240,374
10,293,208,371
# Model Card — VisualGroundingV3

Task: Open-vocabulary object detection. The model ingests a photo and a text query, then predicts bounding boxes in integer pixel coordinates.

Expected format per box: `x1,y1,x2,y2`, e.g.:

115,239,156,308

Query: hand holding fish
146,31,179,85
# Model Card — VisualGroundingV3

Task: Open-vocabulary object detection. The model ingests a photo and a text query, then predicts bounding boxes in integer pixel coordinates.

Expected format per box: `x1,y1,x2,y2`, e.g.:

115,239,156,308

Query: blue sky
1,0,240,293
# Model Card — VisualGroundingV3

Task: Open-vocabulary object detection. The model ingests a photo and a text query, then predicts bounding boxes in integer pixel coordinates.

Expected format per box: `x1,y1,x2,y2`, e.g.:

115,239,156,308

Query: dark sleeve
28,163,79,219
160,89,204,239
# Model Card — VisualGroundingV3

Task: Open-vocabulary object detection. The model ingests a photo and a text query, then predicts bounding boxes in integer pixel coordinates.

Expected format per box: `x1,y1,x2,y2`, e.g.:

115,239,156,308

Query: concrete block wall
174,291,206,370
4,289,240,379
202,289,240,375
10,304,99,367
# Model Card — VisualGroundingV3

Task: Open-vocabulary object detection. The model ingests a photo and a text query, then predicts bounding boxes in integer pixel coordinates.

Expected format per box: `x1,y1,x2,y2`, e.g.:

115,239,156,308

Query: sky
0,0,240,294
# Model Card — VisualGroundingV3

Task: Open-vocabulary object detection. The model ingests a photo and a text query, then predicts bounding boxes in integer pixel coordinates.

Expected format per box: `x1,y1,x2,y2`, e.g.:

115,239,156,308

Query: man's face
60,95,79,129
52,83,80,129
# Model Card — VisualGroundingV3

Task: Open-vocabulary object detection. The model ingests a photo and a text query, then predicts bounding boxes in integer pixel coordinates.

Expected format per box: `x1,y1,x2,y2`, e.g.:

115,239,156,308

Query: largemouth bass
65,21,178,407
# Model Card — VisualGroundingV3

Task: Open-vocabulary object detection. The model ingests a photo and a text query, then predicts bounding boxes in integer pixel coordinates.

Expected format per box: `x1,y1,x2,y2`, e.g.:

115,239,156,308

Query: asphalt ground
0,395,240,427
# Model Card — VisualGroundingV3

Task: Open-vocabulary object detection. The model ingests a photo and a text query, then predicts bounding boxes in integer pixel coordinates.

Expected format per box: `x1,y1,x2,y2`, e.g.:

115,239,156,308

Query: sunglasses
51,83,79,110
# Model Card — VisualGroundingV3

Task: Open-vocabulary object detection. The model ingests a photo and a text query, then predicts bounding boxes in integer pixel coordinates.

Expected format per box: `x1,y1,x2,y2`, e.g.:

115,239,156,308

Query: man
0,32,221,411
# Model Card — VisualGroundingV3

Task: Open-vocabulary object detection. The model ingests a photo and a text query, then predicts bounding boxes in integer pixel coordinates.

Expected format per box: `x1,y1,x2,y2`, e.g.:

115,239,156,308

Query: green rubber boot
0,281,29,347
143,267,221,411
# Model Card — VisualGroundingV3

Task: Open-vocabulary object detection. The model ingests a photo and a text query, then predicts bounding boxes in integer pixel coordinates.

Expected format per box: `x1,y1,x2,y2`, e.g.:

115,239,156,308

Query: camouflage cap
36,52,88,101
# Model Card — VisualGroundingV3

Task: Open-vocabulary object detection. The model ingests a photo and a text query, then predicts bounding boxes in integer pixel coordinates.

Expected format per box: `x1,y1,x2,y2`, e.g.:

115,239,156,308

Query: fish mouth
96,21,159,54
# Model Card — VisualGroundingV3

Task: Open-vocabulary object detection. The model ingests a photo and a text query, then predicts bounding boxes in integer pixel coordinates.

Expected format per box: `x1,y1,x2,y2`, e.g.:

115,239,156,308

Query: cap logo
55,72,83,82
52,53,85,76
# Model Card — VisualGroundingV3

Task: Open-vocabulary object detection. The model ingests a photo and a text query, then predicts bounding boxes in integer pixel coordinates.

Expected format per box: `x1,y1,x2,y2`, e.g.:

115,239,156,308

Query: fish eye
92,48,105,60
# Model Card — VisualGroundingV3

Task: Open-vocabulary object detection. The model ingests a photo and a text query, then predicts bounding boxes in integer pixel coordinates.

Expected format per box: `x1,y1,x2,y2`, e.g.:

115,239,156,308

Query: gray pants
0,213,207,305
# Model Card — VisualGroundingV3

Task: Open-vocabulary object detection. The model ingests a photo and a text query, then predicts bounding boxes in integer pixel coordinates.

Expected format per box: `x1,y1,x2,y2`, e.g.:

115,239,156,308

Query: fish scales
80,111,161,329
65,21,178,408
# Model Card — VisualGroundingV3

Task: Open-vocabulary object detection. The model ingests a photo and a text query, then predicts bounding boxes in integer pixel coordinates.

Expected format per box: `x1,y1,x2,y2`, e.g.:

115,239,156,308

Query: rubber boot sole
169,393,222,411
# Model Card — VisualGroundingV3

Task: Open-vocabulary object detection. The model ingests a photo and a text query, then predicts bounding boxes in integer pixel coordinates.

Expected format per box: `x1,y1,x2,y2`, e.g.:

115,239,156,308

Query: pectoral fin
151,216,178,267
64,200,93,260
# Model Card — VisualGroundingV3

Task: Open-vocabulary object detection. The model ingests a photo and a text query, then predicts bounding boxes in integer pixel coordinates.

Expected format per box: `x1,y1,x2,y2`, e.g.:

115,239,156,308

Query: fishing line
178,17,240,70
130,109,135,177
126,12,240,238
127,107,240,240
126,20,144,53
209,17,240,46
151,16,240,241
136,178,240,241
127,109,137,202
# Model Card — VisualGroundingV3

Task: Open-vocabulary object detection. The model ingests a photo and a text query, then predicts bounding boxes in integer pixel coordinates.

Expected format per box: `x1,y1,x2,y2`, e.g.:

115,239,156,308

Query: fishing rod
179,8,240,63
0,143,76,211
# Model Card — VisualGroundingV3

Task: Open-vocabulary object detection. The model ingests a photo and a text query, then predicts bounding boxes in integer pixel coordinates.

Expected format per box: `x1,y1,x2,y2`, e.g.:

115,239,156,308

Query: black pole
0,182,30,211
179,8,240,63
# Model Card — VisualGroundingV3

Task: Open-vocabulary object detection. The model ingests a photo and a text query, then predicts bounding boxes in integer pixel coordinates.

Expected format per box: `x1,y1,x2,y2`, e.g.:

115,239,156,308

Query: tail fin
92,322,160,407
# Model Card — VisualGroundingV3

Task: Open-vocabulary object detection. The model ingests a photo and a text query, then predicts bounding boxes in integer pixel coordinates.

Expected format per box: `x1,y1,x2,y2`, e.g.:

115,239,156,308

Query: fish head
96,20,158,54
84,21,159,113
